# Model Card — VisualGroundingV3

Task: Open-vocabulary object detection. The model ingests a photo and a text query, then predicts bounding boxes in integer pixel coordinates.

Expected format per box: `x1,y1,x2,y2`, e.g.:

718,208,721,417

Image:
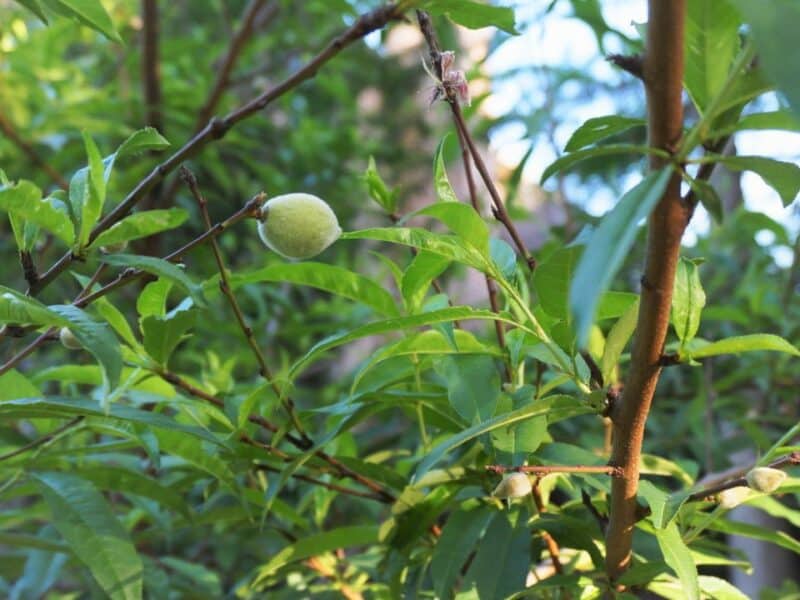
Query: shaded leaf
564,116,646,152
90,209,188,250
570,168,672,346
33,472,142,600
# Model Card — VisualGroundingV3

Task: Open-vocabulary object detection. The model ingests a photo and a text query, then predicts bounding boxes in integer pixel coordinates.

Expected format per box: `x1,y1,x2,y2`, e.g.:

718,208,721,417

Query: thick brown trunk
604,0,687,580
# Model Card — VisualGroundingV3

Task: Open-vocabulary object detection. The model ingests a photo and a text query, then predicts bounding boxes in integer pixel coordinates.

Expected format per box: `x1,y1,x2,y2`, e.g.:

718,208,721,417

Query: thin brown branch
254,464,385,502
29,2,407,297
531,479,565,576
0,417,83,462
141,0,163,133
454,125,511,381
686,451,800,503
486,464,623,476
605,0,687,581
158,367,396,503
19,251,38,288
415,10,536,271
180,167,311,444
194,0,276,131
0,195,264,377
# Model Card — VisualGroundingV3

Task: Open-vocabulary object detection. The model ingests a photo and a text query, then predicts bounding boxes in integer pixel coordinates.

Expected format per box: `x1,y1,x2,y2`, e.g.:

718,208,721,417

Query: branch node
606,54,644,79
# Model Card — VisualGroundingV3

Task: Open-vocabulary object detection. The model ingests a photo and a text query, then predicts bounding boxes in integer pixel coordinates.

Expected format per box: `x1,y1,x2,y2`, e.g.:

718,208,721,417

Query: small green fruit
718,486,750,509
745,467,786,493
257,193,341,260
59,327,82,350
492,472,532,499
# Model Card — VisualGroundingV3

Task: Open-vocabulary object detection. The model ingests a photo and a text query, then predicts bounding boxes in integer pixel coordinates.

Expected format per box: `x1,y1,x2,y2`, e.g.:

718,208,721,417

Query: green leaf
491,385,547,457
412,394,591,482
712,110,800,136
253,526,379,584
431,505,493,600
490,238,516,280
113,127,170,164
684,0,741,113
362,156,397,214
541,144,664,184
353,329,499,392
41,0,121,42
401,251,450,311
14,0,49,23
136,278,173,319
570,168,672,346
712,155,800,206
78,465,190,519
534,245,580,322
0,397,222,445
730,0,800,116
466,512,530,600
687,334,800,360
0,180,74,246
708,517,800,554
50,304,123,392
224,262,399,317
433,135,459,203
33,472,143,600
0,369,40,401
101,254,206,308
422,0,518,34
564,116,646,152
0,285,67,327
413,201,489,254
435,355,501,424
671,257,706,347
601,297,639,384
289,307,524,380
655,522,699,600
595,291,639,320
141,306,196,366
90,209,188,250
78,131,106,247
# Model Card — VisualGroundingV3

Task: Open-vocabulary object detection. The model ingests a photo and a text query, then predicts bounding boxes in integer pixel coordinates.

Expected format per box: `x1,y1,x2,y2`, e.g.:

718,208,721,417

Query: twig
606,54,644,80
194,0,276,131
180,167,311,444
28,2,407,297
0,417,83,462
605,1,687,581
415,10,536,271
153,0,279,211
19,251,38,287
0,195,264,377
0,112,69,191
530,478,565,576
686,451,800,503
486,464,623,476
254,464,385,502
454,125,511,381
158,367,396,503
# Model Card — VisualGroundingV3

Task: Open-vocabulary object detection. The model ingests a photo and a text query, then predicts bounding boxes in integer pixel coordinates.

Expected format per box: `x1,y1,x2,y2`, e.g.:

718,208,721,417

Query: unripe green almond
59,327,82,350
745,467,786,493
718,486,750,509
492,472,532,499
257,193,341,260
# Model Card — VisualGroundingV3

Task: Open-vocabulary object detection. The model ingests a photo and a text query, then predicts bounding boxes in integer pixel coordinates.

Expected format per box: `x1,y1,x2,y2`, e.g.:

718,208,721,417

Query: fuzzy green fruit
59,327,82,350
718,486,750,509
492,472,532,499
745,467,786,493
257,193,341,260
